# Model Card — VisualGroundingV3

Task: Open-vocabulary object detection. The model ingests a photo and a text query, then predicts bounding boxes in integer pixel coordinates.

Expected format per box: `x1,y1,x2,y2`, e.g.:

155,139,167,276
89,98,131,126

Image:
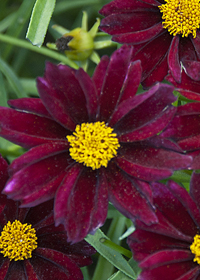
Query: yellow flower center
158,0,200,38
0,220,37,261
190,234,200,264
67,122,120,170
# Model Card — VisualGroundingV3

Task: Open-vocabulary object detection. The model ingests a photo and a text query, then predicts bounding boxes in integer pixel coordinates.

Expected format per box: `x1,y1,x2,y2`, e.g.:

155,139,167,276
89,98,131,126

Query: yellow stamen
67,122,120,170
158,0,200,38
190,234,200,264
0,220,37,261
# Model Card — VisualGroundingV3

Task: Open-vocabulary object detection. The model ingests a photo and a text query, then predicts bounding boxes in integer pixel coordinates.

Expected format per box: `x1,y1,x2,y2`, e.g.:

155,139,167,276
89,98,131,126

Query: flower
161,102,200,169
166,71,200,101
99,0,200,88
47,11,116,70
127,175,200,280
0,45,192,242
0,156,96,279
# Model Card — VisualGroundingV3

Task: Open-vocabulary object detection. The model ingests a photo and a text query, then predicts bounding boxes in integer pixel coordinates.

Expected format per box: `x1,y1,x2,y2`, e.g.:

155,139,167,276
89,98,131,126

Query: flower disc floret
159,0,200,38
0,220,37,261
67,121,120,170
190,234,200,265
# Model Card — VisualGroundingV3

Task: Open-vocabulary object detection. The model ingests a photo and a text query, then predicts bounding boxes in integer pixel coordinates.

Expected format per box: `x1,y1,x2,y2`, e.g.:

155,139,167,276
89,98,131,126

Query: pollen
67,121,120,170
158,0,200,38
190,234,200,264
0,220,38,261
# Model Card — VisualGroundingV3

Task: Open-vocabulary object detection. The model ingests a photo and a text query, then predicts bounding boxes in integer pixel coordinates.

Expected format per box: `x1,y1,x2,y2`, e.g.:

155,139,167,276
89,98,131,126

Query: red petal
75,68,98,121
0,107,68,149
100,0,159,17
112,23,163,44
55,165,108,243
92,55,110,98
140,250,192,268
99,45,133,122
8,98,51,118
168,36,181,82
106,163,158,224
37,62,89,130
32,248,83,280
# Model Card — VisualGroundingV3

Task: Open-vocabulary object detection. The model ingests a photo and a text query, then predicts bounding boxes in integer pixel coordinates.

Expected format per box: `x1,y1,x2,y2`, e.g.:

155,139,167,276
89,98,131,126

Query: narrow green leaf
108,259,141,280
0,57,26,98
1,0,35,60
85,229,137,279
119,226,135,241
165,170,191,183
26,0,56,47
0,13,16,33
0,33,79,69
92,217,127,280
0,72,8,107
54,0,99,14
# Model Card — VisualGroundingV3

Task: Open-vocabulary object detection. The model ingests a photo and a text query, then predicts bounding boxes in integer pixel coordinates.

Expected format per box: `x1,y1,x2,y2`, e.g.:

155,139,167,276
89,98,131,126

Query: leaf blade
26,0,56,47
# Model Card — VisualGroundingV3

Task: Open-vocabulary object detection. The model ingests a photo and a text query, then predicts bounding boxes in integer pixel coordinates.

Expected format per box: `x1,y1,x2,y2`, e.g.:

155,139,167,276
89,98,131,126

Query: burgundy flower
166,71,200,101
99,0,200,88
128,175,200,280
0,45,192,242
0,156,95,280
161,102,200,169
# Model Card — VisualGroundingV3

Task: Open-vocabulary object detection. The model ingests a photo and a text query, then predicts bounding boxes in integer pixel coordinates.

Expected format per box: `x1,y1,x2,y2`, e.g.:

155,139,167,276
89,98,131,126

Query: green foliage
26,0,56,47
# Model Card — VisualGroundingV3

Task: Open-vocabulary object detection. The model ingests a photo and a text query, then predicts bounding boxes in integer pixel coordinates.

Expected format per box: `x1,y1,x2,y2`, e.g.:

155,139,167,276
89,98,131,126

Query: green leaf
119,225,135,241
26,0,56,47
0,72,8,107
0,56,26,98
108,259,141,280
85,229,137,279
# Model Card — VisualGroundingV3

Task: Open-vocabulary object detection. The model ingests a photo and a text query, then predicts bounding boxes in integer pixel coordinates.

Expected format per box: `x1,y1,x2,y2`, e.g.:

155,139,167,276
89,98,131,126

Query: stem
0,33,79,69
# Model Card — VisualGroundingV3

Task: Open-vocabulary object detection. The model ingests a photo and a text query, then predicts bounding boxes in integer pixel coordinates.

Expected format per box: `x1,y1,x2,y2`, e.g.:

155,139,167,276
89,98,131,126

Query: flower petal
112,23,164,44
10,141,69,176
137,261,197,280
100,0,159,17
133,31,171,85
5,261,27,279
182,60,200,81
106,162,158,225
75,68,98,121
55,165,108,243
189,172,200,213
0,259,10,279
98,45,133,122
100,13,162,37
168,36,181,82
114,83,176,139
139,250,193,269
191,30,200,59
4,150,71,205
151,181,199,237
92,55,110,98
116,143,191,181
23,260,39,280
8,98,51,118
32,248,83,280
37,62,89,130
166,72,200,101
0,107,68,149
128,229,189,262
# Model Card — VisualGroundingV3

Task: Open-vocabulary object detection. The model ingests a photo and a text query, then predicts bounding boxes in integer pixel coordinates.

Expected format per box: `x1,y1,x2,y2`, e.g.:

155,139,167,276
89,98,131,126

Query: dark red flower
161,102,200,169
0,156,95,280
0,46,192,242
166,71,200,101
99,0,200,88
128,175,200,280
